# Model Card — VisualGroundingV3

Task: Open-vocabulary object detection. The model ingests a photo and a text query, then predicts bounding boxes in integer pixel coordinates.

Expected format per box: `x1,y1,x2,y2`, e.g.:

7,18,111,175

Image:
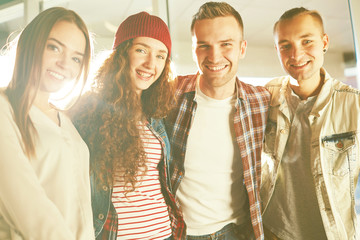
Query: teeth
48,71,65,80
292,62,307,67
137,71,152,78
207,65,226,71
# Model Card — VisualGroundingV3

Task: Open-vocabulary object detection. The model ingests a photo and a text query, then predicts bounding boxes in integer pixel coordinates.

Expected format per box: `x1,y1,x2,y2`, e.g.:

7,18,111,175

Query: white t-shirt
177,81,249,235
0,93,94,240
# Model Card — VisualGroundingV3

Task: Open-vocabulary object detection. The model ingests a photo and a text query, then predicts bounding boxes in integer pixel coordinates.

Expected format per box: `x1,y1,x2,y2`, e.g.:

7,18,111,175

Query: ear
239,40,247,59
191,35,197,63
322,33,329,52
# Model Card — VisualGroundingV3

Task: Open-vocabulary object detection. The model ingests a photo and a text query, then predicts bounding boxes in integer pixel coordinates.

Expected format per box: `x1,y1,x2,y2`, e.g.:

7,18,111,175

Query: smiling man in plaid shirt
165,2,270,240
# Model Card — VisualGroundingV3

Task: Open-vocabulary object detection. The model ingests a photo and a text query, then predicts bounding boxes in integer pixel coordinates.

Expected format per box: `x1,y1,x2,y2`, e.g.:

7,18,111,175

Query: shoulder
263,77,289,103
176,74,197,85
0,89,9,105
68,92,105,137
174,74,197,95
237,79,271,104
0,91,20,139
69,92,103,121
332,78,360,94
331,79,360,104
0,90,13,117
265,77,287,91
238,80,269,94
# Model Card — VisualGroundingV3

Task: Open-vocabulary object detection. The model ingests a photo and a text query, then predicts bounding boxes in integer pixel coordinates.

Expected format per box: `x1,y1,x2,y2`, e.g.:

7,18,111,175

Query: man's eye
198,45,209,49
280,45,290,50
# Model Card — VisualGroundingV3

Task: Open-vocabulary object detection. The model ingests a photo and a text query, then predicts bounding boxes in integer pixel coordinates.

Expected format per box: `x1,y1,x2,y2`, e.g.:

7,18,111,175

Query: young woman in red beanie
70,12,185,240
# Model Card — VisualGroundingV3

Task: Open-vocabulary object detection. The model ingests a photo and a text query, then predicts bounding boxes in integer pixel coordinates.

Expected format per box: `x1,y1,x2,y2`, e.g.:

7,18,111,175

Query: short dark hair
273,7,324,35
191,1,244,38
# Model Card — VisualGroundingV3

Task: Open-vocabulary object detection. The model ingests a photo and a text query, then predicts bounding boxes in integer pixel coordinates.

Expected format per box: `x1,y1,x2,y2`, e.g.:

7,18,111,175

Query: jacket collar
274,68,334,118
310,68,333,117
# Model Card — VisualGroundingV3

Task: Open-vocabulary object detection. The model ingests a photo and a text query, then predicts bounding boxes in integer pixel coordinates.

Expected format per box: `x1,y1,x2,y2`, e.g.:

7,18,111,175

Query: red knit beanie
112,11,171,55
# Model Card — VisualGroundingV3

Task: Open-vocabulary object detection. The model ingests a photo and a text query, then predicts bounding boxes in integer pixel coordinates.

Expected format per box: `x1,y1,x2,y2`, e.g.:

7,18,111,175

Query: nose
56,52,70,69
290,45,304,60
207,46,221,63
143,53,156,69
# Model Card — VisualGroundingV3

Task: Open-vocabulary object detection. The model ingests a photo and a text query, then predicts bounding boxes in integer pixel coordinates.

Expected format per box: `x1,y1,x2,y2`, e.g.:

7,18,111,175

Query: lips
206,65,227,72
290,61,310,68
48,70,65,80
136,70,154,80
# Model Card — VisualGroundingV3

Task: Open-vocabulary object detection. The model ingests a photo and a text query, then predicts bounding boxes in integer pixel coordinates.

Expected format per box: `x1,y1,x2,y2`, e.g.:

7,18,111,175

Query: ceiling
0,0,356,55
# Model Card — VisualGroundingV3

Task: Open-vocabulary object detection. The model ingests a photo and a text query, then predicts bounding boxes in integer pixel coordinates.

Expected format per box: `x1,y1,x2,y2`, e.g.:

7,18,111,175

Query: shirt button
336,140,344,149
102,185,108,191
280,129,286,134
98,214,104,220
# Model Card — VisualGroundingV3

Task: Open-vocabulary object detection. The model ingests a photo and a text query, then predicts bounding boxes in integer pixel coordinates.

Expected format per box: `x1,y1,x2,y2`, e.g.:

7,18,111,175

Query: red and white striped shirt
112,122,172,240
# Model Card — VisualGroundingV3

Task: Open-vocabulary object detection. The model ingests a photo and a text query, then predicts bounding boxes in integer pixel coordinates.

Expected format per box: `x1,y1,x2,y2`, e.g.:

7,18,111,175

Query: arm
0,98,75,240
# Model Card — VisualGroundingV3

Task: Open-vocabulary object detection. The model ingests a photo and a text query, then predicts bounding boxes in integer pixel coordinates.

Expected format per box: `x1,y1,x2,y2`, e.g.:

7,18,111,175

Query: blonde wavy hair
73,39,174,192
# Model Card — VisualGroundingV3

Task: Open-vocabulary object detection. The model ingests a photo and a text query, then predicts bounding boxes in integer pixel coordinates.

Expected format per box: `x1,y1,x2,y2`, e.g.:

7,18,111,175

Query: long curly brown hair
72,39,174,193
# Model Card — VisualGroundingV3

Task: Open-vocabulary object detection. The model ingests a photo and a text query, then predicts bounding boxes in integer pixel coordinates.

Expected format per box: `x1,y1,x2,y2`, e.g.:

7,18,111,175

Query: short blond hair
274,7,325,35
191,1,244,38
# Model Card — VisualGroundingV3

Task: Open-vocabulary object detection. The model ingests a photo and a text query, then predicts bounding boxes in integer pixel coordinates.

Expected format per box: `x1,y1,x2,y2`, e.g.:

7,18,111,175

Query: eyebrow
197,38,235,44
48,38,85,56
133,42,168,54
278,33,315,45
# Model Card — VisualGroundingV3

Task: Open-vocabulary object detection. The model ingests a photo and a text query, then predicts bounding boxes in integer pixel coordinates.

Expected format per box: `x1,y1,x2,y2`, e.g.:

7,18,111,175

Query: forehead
192,16,242,42
48,20,86,54
132,36,168,53
275,14,323,41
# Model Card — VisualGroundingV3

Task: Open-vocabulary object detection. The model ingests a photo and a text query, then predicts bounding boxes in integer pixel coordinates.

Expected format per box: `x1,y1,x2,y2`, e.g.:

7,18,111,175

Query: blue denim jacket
91,118,173,239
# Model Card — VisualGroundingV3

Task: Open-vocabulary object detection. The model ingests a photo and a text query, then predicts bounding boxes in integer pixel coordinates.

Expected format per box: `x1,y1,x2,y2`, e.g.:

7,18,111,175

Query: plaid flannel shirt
165,74,270,240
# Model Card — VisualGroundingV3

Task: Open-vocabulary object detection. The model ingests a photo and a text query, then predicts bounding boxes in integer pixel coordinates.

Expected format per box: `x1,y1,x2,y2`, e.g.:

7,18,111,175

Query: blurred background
0,0,359,88
0,0,360,214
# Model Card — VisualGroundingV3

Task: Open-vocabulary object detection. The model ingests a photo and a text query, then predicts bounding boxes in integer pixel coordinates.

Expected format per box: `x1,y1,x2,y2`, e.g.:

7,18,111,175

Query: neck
32,90,60,125
290,71,324,100
199,76,236,100
32,90,52,112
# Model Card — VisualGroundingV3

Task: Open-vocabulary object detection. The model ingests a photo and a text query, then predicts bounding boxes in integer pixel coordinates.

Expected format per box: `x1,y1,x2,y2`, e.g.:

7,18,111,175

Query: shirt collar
186,72,243,102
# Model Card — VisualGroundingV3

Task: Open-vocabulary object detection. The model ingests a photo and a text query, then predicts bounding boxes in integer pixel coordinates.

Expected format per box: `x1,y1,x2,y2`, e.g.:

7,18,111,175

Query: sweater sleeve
0,94,75,240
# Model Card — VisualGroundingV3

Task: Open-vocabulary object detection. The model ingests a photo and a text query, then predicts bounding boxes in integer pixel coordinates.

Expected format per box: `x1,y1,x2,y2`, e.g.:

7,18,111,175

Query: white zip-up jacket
261,68,360,239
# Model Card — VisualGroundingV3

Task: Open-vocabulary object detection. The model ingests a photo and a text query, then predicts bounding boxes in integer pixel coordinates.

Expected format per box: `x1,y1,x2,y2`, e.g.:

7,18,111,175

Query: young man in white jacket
261,7,360,240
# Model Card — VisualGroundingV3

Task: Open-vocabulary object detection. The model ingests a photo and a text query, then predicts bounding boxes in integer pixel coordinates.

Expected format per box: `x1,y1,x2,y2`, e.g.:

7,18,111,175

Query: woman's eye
157,55,165,60
135,49,146,54
73,57,82,64
47,44,60,52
